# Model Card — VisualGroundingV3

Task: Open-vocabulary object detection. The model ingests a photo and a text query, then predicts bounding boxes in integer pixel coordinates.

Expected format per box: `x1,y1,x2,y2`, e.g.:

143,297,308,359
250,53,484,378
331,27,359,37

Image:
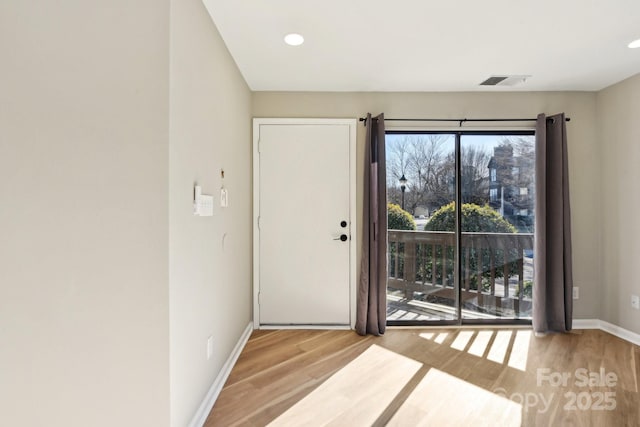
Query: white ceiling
203,0,640,92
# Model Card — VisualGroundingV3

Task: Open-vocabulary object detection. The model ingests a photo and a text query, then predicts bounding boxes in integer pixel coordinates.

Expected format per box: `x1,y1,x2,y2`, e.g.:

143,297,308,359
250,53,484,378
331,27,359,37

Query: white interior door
254,120,355,326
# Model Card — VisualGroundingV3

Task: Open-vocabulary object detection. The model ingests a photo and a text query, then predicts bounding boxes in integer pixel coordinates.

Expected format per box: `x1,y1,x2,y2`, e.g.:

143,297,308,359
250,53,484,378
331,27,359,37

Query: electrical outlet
632,295,640,310
573,287,579,300
207,336,214,360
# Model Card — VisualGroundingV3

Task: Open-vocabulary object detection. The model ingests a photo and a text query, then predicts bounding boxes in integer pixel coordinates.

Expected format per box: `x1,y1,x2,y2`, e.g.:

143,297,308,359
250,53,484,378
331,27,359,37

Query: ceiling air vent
479,75,531,87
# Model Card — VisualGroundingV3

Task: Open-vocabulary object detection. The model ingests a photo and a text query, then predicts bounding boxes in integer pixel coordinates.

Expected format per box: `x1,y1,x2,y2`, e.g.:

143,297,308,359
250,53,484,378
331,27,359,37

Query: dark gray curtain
533,113,573,333
355,113,387,336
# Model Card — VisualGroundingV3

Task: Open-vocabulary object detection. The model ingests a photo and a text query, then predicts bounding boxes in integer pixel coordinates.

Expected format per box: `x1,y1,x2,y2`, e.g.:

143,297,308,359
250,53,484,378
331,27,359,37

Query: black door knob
339,234,348,242
340,220,348,228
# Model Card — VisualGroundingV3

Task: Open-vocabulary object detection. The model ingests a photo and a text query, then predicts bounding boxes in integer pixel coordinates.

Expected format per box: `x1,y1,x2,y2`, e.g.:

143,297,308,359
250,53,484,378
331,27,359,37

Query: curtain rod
359,116,570,126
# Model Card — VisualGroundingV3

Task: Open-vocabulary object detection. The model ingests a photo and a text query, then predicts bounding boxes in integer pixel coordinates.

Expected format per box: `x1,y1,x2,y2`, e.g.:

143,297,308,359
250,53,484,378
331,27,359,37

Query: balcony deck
388,292,497,321
387,230,533,323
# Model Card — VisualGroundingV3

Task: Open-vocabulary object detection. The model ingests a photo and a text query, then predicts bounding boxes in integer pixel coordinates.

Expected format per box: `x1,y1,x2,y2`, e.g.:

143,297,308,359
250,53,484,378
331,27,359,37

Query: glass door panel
460,134,535,321
386,133,458,324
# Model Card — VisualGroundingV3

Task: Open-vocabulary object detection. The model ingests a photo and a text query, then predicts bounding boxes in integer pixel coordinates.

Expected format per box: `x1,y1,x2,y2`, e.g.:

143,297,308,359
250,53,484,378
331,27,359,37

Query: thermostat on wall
194,185,214,217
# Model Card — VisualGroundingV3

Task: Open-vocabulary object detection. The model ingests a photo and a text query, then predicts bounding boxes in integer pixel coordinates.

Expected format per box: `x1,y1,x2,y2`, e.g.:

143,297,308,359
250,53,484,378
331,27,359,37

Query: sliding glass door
386,133,457,323
386,131,535,325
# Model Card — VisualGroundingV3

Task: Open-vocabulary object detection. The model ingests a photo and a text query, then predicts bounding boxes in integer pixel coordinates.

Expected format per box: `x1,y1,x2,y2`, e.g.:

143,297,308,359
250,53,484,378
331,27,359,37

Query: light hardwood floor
205,328,640,426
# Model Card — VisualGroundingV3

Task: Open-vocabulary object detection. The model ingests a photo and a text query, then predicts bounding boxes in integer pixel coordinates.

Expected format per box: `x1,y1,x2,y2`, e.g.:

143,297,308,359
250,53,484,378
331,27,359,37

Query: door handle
333,234,348,242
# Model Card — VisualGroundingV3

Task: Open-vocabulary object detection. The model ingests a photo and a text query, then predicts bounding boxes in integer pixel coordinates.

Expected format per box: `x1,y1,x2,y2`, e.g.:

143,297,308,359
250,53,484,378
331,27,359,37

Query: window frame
385,128,536,327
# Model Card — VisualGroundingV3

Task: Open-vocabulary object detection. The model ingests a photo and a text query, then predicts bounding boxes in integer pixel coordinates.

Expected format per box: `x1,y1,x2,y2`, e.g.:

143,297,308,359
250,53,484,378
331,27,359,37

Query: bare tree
504,136,534,159
386,134,449,214
386,135,410,209
386,135,410,187
460,145,491,205
497,136,535,189
387,134,497,215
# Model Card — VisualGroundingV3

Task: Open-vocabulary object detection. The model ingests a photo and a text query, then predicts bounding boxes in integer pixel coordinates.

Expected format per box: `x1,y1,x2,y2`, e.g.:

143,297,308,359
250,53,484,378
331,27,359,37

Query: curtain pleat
355,113,387,336
533,113,573,333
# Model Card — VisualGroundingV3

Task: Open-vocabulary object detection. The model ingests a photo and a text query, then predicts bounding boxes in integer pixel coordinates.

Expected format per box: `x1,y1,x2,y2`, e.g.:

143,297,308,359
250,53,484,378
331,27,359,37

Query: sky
385,132,535,190
386,133,532,155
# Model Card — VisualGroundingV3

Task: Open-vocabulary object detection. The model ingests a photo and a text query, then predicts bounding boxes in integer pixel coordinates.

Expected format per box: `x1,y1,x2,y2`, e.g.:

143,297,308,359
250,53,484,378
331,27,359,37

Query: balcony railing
388,230,534,318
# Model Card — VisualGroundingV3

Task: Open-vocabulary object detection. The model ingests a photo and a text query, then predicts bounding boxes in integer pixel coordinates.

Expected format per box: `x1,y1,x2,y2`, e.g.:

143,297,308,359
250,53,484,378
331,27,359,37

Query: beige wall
169,1,252,426
253,91,601,320
0,2,253,426
0,2,171,427
597,73,640,335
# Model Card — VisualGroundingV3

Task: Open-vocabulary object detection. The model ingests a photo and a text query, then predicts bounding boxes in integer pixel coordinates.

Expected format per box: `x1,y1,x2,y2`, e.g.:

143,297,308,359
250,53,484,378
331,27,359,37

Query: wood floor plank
205,335,375,426
267,345,422,427
225,330,325,385
206,328,640,426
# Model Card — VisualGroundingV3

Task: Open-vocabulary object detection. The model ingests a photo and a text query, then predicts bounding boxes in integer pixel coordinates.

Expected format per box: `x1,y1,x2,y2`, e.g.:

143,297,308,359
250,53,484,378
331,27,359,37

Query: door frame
252,118,357,329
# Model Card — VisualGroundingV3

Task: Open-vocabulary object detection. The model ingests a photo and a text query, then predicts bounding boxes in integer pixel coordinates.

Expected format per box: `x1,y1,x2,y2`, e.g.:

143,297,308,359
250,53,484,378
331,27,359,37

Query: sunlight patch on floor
434,332,448,344
387,368,522,427
468,330,493,358
419,328,530,371
507,330,531,371
420,332,435,340
487,330,512,364
450,330,475,351
267,344,422,427
419,331,449,344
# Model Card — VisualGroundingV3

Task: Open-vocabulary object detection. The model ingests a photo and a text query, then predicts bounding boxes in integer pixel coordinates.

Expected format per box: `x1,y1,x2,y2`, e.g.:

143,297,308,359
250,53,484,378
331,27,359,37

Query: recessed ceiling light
284,33,304,46
628,39,640,49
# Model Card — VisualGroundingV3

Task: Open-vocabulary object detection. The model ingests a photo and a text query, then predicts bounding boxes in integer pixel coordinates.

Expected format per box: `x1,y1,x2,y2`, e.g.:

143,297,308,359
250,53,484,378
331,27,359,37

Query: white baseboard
259,324,351,330
572,319,601,330
189,322,253,427
597,320,640,347
573,318,640,347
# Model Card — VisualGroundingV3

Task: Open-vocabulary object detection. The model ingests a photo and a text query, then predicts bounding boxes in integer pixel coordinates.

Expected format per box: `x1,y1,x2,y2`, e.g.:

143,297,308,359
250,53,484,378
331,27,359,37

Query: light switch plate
206,336,213,360
220,188,229,208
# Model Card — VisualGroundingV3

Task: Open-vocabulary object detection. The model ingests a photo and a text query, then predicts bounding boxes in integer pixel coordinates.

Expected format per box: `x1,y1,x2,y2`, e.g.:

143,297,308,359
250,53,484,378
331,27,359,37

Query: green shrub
421,203,519,292
387,204,415,280
516,280,533,299
387,203,416,231
424,202,516,233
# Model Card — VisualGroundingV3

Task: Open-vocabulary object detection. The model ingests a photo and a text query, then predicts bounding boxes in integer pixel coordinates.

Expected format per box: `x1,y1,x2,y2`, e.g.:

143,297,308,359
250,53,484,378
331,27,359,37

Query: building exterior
487,144,535,232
